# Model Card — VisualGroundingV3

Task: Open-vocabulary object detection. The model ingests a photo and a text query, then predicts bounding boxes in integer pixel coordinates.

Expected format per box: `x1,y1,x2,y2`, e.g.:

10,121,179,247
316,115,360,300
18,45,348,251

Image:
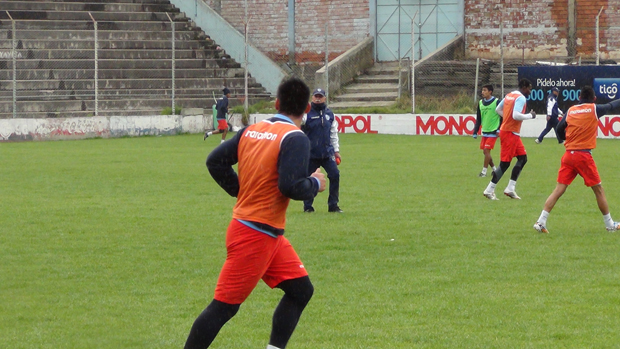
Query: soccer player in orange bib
534,86,620,233
185,78,326,349
483,79,537,200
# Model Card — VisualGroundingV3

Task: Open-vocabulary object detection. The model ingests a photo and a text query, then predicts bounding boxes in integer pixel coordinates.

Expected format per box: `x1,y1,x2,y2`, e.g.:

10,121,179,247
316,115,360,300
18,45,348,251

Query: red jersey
564,103,598,151
499,91,527,134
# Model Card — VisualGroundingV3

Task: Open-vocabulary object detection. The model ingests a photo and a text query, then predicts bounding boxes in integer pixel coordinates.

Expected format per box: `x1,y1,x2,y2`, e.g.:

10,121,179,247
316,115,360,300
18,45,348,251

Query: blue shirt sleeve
513,95,527,114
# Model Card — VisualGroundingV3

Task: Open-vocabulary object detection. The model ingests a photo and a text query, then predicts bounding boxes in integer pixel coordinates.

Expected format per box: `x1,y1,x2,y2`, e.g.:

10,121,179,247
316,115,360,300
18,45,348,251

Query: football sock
603,213,614,229
221,140,225,144
481,168,487,175
538,210,549,225
506,180,517,192
492,166,497,171
485,182,496,193
207,131,213,136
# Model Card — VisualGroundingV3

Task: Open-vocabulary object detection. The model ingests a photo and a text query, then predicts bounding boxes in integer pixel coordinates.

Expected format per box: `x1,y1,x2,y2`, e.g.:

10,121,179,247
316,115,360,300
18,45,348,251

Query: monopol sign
519,65,620,113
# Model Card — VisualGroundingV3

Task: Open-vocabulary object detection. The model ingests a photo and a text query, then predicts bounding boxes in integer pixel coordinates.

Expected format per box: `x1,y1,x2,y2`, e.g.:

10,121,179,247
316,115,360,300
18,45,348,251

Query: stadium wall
3,114,620,141
199,0,370,63
465,0,620,60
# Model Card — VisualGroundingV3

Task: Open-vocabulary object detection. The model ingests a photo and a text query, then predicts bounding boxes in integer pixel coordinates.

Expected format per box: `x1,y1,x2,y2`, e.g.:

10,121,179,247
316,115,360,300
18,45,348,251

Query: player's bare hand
530,110,536,119
311,168,326,192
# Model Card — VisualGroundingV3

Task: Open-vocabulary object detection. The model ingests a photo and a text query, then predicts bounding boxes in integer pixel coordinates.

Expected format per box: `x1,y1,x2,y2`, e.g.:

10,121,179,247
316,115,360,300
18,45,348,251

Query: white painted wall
3,114,620,141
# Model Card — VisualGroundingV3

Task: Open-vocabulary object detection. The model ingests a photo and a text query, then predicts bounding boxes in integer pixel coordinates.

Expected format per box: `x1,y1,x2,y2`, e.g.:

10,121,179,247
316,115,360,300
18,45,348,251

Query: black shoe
328,206,343,213
304,207,315,213
203,132,209,140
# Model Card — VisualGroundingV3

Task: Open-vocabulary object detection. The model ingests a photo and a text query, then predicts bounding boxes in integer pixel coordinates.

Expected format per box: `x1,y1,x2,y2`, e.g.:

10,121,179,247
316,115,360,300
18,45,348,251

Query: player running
185,78,326,349
534,86,620,233
483,78,536,200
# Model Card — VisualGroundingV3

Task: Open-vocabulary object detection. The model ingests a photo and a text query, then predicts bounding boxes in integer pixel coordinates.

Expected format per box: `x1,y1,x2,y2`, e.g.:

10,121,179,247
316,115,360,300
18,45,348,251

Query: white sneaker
534,139,541,144
478,172,486,177
606,222,620,232
533,222,549,233
483,191,499,200
504,190,521,199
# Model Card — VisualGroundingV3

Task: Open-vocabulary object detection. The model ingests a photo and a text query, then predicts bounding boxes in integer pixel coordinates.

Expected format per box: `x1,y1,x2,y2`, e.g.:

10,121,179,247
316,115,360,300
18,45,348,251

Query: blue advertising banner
518,66,620,113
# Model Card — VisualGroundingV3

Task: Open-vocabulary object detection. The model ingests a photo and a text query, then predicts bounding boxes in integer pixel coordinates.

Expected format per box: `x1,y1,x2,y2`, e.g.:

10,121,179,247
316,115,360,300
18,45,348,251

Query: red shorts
479,136,498,150
213,219,308,304
557,151,601,187
499,130,526,162
217,119,228,131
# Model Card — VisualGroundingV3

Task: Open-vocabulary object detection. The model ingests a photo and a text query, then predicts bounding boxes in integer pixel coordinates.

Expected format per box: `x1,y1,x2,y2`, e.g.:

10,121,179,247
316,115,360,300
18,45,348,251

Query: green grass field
2,133,620,348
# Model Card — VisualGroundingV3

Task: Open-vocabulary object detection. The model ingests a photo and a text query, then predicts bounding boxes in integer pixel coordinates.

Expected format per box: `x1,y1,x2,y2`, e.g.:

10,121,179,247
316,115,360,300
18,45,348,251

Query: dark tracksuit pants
537,117,562,143
303,157,339,210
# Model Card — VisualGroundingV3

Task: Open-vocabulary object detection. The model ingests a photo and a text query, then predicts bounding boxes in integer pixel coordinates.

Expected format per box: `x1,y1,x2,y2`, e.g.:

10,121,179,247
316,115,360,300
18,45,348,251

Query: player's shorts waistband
236,219,284,237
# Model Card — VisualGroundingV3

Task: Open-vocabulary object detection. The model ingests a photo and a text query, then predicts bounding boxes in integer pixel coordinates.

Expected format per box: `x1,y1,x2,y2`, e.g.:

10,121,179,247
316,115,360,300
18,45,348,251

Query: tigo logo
593,78,619,100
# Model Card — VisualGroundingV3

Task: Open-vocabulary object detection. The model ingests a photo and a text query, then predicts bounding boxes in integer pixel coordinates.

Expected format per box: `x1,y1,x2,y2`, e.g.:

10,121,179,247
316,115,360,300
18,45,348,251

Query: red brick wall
205,0,369,64
465,0,620,60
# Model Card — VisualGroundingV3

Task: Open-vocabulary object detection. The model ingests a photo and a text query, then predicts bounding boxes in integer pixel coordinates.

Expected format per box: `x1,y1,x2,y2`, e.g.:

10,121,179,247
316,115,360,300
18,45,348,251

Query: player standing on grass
204,87,231,143
185,78,326,349
472,84,502,177
483,78,536,200
534,86,620,233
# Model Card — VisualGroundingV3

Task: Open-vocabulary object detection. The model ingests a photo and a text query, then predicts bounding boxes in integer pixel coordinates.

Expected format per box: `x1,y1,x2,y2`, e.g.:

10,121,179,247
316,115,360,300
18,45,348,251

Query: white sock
492,166,497,171
538,210,549,225
207,131,213,136
481,168,487,175
485,182,496,193
506,179,517,192
603,213,614,229
267,345,281,349
220,140,225,144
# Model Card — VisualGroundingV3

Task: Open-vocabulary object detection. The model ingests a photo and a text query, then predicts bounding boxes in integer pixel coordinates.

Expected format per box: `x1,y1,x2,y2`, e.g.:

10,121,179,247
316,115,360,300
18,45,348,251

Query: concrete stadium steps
343,83,399,94
330,62,402,109
1,49,226,61
3,59,239,70
4,29,203,41
0,87,269,100
1,68,245,80
1,1,174,12
0,11,184,22
5,78,261,91
3,19,187,31
0,39,213,50
0,0,271,118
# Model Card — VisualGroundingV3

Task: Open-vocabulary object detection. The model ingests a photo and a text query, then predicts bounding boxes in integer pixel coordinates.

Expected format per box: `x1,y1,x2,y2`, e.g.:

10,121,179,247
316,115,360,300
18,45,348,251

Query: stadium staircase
329,62,402,110
0,0,270,118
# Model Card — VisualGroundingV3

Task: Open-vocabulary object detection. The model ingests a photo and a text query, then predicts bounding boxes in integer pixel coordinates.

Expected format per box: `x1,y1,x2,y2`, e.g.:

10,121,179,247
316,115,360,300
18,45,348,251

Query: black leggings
184,276,313,349
491,154,528,184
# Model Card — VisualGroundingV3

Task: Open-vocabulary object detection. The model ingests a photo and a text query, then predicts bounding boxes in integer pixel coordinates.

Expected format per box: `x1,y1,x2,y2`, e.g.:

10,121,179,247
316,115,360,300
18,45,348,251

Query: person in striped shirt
534,86,620,233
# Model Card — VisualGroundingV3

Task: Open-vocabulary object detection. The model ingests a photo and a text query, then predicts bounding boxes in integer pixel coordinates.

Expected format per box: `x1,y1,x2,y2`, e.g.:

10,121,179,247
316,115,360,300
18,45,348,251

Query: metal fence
0,10,268,119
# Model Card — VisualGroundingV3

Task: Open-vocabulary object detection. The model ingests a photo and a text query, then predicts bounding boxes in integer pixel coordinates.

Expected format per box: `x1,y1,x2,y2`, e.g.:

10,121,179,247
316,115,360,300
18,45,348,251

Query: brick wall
205,0,369,64
202,0,618,63
465,0,620,60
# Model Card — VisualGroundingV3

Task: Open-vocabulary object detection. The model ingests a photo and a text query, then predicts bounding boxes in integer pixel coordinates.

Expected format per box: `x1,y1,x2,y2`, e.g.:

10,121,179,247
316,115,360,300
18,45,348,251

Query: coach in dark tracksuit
535,87,564,144
301,88,343,213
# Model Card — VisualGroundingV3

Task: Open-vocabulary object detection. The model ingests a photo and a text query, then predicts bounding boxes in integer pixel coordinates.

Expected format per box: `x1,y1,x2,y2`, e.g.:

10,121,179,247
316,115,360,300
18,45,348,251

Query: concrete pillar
567,0,576,57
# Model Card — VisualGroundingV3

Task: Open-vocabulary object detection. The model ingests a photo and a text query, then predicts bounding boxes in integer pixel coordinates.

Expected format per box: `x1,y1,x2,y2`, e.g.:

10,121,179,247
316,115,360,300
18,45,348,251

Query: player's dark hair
518,79,532,89
482,84,494,92
580,86,595,101
277,78,310,116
